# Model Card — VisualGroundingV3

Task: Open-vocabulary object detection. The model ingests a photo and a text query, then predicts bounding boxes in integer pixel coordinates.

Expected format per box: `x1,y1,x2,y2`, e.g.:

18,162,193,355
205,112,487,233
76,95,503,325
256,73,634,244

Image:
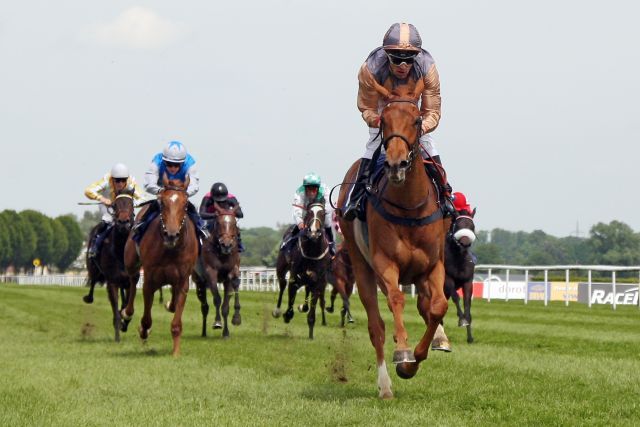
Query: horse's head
112,189,135,233
450,212,476,249
158,175,189,248
380,96,423,185
212,210,238,255
303,202,325,242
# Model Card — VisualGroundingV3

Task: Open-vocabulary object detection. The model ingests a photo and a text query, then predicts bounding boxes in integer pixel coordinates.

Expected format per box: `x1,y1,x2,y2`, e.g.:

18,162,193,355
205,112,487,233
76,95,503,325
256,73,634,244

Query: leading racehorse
121,176,199,356
337,91,450,399
83,188,135,342
192,208,242,339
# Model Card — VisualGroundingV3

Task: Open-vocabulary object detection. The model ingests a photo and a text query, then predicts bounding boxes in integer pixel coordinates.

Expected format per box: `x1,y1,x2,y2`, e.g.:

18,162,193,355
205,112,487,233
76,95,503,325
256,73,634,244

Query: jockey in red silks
199,182,245,252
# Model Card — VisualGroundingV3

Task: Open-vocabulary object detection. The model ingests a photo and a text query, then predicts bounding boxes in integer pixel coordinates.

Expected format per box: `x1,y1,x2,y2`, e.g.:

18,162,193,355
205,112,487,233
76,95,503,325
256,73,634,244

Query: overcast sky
1,1,638,237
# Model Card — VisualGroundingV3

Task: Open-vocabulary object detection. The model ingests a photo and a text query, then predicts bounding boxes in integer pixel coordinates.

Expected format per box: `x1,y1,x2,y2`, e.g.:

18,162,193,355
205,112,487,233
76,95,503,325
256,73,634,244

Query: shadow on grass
115,347,170,358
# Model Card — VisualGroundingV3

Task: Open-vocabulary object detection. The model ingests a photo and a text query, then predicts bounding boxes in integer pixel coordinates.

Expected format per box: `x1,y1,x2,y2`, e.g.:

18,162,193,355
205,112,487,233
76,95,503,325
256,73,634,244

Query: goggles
387,52,417,66
165,161,181,168
113,178,128,183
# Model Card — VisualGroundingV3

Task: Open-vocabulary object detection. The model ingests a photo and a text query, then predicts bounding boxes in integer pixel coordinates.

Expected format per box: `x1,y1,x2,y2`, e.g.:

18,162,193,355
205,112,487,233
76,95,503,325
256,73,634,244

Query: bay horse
83,189,135,342
326,243,356,327
192,209,242,338
121,176,199,356
435,211,477,348
272,202,330,339
337,94,450,399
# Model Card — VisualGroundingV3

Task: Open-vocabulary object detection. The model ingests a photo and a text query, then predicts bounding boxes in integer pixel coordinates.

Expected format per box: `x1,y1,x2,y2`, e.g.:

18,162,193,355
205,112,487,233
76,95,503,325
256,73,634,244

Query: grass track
0,284,638,426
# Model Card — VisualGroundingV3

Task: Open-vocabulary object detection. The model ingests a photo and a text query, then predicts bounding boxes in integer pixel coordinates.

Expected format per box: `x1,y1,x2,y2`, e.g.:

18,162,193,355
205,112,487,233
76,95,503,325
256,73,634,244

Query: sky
1,0,639,237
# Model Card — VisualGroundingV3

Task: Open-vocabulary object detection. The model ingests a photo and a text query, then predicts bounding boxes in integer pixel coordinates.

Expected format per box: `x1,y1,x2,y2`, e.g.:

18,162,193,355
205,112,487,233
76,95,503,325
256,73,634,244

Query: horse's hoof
395,362,419,379
298,304,309,313
283,309,294,323
272,308,281,318
120,319,130,332
459,319,470,327
392,349,416,364
467,337,474,344
347,317,355,324
83,295,93,304
232,314,241,326
213,321,222,329
326,307,334,313
120,309,132,321
431,340,452,352
165,301,174,313
139,326,151,340
379,390,394,400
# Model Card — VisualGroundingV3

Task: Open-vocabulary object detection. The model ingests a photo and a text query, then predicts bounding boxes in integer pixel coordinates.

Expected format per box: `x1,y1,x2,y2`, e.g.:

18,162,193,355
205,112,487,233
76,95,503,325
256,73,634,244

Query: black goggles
387,52,417,66
165,161,181,168
113,178,128,183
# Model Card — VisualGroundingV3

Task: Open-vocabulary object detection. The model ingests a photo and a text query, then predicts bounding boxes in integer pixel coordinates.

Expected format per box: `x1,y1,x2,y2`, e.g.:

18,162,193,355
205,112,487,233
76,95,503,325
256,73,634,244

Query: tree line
473,220,640,266
0,210,84,273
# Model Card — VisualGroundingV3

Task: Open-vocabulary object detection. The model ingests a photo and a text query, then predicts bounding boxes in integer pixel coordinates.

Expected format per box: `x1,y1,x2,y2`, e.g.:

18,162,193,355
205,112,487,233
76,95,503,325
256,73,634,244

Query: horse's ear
162,172,169,188
184,175,190,190
471,207,477,218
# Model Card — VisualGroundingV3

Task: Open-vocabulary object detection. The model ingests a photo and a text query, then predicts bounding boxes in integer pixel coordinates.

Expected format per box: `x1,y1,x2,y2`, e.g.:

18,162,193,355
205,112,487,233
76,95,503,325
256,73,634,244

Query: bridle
448,215,476,249
159,187,187,237
380,99,423,171
298,203,329,260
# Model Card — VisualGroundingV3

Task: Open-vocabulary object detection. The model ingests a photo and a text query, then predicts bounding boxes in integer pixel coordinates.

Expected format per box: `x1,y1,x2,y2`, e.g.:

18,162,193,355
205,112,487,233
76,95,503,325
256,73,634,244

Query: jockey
342,22,455,221
84,163,144,258
132,140,208,239
452,191,474,217
281,172,336,257
199,182,245,252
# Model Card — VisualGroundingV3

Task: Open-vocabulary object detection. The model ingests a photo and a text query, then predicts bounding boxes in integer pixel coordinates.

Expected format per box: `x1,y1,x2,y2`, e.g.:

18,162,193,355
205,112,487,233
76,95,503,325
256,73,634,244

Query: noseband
449,215,476,248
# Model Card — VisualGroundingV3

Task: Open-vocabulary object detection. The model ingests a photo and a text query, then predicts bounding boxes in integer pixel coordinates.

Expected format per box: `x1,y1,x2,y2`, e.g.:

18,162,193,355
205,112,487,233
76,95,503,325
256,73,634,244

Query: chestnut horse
121,176,199,356
83,189,135,342
337,97,450,399
272,202,330,339
192,209,242,338
326,244,355,327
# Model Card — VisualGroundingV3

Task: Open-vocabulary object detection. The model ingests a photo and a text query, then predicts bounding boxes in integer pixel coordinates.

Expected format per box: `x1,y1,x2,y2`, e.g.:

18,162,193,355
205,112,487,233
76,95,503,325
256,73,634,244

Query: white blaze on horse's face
308,205,324,238
170,194,178,203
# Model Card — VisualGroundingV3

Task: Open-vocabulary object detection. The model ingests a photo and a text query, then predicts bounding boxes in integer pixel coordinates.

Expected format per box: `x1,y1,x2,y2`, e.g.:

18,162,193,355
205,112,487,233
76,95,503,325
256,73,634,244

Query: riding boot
187,202,210,240
237,229,245,253
342,158,371,221
425,155,455,216
281,225,300,257
88,221,110,258
325,227,336,256
132,201,159,238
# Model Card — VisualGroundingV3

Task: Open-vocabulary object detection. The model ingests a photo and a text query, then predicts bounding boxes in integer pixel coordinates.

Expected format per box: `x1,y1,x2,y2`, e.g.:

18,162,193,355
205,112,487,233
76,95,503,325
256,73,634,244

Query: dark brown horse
436,212,477,348
192,209,242,338
337,95,450,399
121,176,199,356
326,243,356,327
83,189,135,342
272,202,330,339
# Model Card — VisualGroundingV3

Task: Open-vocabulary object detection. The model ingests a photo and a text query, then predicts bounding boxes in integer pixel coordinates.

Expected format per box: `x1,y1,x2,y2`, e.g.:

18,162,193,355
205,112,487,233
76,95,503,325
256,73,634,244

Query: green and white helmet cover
302,172,321,187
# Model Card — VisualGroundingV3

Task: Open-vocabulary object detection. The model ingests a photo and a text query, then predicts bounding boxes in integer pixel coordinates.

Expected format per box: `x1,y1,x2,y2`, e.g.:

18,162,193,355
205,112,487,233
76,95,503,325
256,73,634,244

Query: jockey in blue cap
132,141,209,240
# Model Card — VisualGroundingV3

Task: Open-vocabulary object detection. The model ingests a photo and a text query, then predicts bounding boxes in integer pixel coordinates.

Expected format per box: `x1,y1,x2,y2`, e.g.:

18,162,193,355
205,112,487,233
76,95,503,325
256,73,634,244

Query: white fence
475,264,640,310
3,264,640,310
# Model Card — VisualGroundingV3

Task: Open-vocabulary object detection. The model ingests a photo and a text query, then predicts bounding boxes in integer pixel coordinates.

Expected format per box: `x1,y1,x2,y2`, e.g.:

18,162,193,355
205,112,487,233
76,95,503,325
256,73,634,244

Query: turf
0,284,638,426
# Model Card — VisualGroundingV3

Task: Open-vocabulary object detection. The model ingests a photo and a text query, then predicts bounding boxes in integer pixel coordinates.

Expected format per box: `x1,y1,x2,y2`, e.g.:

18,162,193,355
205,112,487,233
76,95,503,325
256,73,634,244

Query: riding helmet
383,23,422,53
211,182,228,202
162,141,188,163
303,172,321,187
110,163,130,179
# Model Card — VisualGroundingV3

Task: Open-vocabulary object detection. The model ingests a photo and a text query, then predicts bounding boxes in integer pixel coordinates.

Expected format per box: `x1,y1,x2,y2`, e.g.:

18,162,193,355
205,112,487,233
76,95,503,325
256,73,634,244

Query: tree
0,210,36,271
55,215,84,272
0,215,10,272
473,243,503,264
241,226,283,267
78,210,102,239
49,217,69,268
20,210,54,268
588,221,640,265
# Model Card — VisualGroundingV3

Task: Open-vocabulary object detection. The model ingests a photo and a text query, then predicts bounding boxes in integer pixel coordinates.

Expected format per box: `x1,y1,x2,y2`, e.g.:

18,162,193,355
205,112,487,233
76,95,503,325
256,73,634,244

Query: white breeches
99,204,113,223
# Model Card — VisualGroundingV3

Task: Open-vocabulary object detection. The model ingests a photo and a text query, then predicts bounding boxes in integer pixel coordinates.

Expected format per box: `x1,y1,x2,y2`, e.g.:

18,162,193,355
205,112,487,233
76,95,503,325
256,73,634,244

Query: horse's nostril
400,160,408,168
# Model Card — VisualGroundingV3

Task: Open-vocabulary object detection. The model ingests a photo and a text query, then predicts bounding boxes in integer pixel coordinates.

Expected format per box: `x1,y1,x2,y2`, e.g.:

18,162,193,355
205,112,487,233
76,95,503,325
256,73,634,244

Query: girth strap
368,193,444,227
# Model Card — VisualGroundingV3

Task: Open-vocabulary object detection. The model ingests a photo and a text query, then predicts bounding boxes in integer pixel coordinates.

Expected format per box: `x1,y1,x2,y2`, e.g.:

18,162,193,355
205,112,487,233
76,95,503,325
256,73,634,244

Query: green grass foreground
0,284,638,426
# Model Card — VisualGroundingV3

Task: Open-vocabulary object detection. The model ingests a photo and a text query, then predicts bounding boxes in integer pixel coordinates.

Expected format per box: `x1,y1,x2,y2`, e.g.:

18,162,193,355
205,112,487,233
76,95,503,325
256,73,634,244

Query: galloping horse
326,244,356,327
121,176,199,356
83,188,135,342
337,94,450,399
192,209,242,338
272,202,330,339
440,212,477,346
